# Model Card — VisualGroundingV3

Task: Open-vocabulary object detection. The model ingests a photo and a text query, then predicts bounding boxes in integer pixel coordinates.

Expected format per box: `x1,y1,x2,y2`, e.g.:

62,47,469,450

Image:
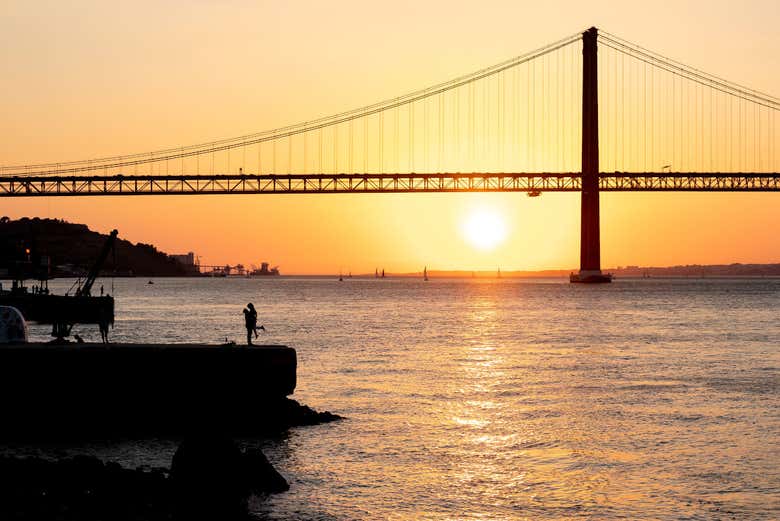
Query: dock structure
0,344,296,436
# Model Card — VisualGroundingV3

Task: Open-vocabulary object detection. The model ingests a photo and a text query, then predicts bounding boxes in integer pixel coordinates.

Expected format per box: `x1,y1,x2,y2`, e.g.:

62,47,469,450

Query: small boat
147,280,154,285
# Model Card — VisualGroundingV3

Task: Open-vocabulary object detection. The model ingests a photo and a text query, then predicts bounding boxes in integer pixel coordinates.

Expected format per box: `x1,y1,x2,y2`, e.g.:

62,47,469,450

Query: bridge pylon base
570,270,613,283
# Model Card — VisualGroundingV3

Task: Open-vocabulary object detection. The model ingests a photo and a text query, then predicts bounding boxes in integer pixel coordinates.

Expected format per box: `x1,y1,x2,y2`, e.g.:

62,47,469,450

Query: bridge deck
0,173,778,197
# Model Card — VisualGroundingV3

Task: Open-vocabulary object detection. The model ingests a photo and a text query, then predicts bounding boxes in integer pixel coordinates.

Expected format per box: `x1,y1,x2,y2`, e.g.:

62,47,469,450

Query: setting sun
462,209,508,251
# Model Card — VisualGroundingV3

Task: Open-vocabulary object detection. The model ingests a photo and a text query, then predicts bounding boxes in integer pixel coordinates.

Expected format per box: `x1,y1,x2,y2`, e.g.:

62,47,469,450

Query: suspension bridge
2,28,778,282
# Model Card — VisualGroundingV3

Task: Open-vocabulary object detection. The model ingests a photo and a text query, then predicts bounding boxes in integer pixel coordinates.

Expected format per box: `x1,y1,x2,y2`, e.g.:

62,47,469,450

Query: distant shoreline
72,272,780,280
4,218,779,280
194,264,780,279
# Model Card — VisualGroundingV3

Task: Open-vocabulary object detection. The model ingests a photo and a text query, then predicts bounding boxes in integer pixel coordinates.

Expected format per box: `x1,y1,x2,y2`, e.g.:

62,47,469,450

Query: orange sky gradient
1,1,779,274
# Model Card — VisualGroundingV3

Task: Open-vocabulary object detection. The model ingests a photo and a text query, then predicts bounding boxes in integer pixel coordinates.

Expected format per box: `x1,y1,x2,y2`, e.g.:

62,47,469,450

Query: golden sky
1,0,779,273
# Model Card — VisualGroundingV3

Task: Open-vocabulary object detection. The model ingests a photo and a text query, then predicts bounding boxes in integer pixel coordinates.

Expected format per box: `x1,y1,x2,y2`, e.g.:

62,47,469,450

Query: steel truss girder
0,173,777,197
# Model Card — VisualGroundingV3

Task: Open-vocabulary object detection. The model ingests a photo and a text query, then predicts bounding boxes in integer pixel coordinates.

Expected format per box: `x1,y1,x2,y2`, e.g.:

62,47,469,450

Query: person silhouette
98,316,110,344
242,303,262,345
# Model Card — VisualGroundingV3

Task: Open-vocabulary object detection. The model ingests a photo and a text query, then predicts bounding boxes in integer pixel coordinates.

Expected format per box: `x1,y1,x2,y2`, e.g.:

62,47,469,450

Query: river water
19,277,780,520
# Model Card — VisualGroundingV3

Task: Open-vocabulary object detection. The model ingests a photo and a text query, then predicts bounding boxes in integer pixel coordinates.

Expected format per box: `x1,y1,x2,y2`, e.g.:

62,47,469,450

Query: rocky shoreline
263,397,342,431
0,399,342,520
0,443,280,520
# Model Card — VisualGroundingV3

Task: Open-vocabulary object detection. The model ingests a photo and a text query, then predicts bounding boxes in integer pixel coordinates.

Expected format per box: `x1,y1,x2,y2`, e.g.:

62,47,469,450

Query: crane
76,229,117,297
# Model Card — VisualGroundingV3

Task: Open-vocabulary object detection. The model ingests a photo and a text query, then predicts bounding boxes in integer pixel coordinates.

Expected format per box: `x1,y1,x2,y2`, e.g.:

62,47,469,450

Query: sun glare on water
462,210,508,250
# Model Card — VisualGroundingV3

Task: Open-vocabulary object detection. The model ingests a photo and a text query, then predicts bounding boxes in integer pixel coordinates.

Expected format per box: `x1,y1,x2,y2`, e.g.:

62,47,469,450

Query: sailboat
338,271,343,282
497,267,501,278
375,268,379,278
423,266,429,281
381,269,385,278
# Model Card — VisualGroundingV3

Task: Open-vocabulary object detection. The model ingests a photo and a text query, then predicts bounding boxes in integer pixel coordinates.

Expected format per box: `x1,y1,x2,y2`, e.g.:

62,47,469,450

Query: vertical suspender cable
684,78,688,171
710,88,713,172
643,58,647,171
694,80,698,171
410,102,415,172
696,78,701,171
547,52,551,170
482,78,487,162
755,100,758,171
424,94,429,171
303,131,307,174
363,116,368,172
499,72,503,171
756,103,760,171
395,105,399,172
558,48,563,172
573,43,576,172
621,52,625,170
512,66,517,168
668,69,673,170
334,124,339,174
470,82,475,168
349,120,354,174
729,96,733,172
632,58,636,171
684,77,687,171
650,58,655,171
699,83,703,171
548,52,552,170
680,76,684,171
440,92,444,172
738,97,742,171
379,112,384,173
527,61,531,170
455,86,460,171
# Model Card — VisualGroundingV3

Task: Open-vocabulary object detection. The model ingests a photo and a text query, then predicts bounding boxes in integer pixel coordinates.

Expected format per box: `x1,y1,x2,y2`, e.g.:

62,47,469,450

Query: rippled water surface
21,277,780,519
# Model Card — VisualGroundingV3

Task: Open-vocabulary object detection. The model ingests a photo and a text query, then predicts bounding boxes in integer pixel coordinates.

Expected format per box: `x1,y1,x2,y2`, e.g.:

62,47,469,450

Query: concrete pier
0,344,297,436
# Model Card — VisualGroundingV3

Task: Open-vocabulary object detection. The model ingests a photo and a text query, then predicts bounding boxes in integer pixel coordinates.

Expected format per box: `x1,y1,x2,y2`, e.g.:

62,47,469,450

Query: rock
0,454,172,520
242,448,289,493
0,440,291,521
281,398,344,426
170,435,249,519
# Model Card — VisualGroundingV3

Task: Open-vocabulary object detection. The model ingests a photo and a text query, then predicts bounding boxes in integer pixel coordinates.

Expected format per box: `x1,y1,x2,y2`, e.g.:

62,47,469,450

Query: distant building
170,252,196,267
250,262,280,276
169,252,200,274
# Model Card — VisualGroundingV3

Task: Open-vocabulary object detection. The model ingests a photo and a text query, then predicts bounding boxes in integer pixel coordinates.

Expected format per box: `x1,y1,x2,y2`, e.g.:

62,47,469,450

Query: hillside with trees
0,217,198,278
